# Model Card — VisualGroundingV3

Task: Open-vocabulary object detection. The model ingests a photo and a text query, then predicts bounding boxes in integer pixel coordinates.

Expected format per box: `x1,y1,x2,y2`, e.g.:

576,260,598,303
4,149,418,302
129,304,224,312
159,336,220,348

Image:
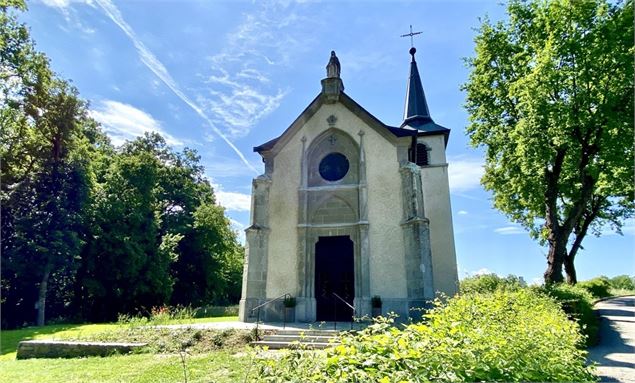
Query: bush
117,305,195,326
256,290,595,382
609,275,635,291
577,277,612,299
193,305,238,318
535,283,599,346
459,273,526,294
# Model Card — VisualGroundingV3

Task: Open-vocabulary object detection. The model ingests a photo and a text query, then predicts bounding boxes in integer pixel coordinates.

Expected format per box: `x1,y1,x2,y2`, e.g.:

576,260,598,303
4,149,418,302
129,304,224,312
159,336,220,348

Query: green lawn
0,351,252,383
0,316,238,361
0,316,248,382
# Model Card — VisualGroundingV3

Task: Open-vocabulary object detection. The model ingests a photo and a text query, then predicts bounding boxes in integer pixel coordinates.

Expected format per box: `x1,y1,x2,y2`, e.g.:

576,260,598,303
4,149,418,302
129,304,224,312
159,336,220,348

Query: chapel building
239,48,458,322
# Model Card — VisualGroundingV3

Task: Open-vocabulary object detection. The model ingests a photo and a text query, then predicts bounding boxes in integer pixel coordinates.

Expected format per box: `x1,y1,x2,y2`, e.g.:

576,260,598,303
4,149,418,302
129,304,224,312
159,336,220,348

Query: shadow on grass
1,324,83,357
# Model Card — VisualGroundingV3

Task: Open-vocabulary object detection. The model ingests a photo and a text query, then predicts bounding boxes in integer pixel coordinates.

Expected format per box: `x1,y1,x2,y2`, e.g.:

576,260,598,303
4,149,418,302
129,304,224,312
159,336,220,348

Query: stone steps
251,329,341,350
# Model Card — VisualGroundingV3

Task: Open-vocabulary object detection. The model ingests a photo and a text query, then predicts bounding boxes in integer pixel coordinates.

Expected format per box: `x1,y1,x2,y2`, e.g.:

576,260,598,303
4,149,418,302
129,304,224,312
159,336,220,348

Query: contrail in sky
94,0,259,174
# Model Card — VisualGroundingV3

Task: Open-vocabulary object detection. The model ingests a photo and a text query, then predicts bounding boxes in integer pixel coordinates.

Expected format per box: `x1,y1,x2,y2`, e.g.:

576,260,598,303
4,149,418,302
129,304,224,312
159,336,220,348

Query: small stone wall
16,340,147,359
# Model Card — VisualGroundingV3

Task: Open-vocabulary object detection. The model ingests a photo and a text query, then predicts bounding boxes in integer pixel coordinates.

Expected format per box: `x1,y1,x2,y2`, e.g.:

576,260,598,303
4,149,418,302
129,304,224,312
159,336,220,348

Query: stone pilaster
296,136,315,322
357,130,371,316
238,175,272,322
399,163,434,310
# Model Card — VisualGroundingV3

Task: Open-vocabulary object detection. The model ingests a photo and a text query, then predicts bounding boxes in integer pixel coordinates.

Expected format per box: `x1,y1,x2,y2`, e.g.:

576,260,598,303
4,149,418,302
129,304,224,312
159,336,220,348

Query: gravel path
587,296,635,383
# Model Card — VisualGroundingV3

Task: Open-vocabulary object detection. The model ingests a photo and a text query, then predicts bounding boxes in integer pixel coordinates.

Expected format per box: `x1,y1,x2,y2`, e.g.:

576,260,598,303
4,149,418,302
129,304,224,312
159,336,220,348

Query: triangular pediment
254,92,414,155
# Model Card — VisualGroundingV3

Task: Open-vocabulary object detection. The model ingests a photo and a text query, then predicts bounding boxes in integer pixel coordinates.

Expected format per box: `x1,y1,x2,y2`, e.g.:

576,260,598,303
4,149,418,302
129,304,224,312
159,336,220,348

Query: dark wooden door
315,236,354,321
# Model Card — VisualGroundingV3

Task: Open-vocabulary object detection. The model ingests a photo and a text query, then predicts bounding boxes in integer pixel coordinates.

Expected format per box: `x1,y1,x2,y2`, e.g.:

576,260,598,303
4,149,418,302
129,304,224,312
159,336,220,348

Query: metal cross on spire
400,25,422,48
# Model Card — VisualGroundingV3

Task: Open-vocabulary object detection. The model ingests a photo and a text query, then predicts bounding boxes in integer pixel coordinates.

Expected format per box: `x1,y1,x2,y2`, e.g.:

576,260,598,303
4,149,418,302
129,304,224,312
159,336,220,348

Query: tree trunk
544,236,567,284
36,263,52,326
564,255,577,285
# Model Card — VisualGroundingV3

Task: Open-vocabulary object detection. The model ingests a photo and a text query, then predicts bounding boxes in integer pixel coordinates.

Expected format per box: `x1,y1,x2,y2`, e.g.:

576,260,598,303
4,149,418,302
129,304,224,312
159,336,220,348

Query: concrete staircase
251,329,340,350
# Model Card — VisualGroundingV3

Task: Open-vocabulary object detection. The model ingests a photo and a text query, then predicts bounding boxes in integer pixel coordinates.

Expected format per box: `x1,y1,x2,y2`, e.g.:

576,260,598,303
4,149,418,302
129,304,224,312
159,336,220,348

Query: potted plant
371,295,382,317
283,296,296,322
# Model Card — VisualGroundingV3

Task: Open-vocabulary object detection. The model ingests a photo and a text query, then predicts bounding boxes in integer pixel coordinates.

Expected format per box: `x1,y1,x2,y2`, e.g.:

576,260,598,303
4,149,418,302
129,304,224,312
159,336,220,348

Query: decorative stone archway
295,125,371,322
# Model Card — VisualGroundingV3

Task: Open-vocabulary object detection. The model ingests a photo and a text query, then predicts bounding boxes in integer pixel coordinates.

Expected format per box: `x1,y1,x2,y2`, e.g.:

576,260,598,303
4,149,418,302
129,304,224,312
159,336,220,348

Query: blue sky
25,0,633,284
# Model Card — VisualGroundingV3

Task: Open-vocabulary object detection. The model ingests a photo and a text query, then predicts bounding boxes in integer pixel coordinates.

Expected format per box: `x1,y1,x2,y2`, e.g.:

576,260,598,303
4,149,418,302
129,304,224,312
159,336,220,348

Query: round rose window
319,152,349,181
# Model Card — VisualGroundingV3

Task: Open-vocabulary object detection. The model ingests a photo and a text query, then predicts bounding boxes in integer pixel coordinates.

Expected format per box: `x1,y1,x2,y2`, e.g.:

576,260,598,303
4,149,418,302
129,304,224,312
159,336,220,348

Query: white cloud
40,0,72,7
457,210,468,215
215,190,251,212
210,181,251,212
92,0,258,174
494,226,525,235
40,0,94,8
39,0,96,35
229,218,247,244
198,86,288,138
90,100,183,147
473,268,494,276
229,218,246,230
447,157,485,193
197,2,316,139
204,158,262,179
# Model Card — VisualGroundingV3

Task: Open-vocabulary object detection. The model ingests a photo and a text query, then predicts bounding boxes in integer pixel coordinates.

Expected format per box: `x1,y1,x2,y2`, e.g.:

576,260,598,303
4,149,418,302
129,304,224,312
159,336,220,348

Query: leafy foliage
1,1,101,327
534,283,599,346
463,0,634,284
577,276,612,299
608,275,635,291
459,273,526,294
257,290,595,382
1,3,243,328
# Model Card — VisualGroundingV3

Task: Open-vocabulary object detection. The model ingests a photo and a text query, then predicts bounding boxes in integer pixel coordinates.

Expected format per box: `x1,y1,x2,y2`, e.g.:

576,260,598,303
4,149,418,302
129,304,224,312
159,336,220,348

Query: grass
0,315,250,382
0,351,252,383
0,316,238,361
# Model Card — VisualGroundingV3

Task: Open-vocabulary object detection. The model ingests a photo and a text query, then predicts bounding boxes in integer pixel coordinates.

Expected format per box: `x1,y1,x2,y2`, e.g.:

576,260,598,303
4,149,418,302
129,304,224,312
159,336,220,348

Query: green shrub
256,290,595,382
117,306,195,326
577,277,612,299
193,305,238,318
283,296,296,308
609,275,635,291
535,283,599,346
459,273,526,294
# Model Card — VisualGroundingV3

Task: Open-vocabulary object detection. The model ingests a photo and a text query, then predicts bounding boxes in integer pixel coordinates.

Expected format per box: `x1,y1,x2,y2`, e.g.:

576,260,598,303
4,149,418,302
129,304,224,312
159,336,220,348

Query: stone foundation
16,340,147,359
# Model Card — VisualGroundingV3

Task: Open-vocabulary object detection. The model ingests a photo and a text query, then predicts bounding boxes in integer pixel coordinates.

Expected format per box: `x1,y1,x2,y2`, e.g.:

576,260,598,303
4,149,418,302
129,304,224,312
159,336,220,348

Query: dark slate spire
402,47,432,127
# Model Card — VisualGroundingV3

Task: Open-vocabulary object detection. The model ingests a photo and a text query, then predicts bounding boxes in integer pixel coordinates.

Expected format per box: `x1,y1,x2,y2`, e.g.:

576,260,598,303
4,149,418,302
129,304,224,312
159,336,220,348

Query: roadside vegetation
458,273,634,346
577,275,635,299
257,290,595,382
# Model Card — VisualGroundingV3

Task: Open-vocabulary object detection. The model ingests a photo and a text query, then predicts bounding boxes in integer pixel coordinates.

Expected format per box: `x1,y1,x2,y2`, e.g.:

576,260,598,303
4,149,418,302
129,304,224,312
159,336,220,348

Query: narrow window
415,143,429,166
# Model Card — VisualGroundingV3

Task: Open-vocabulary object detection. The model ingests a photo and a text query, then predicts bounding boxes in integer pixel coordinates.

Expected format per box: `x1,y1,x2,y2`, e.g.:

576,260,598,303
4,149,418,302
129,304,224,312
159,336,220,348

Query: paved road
587,296,635,383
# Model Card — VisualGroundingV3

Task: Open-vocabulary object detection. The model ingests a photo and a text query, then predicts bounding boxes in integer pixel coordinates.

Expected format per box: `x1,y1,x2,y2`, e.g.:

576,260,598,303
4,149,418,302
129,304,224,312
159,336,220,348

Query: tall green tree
1,1,104,326
2,1,244,326
463,0,633,284
76,136,176,321
76,133,243,320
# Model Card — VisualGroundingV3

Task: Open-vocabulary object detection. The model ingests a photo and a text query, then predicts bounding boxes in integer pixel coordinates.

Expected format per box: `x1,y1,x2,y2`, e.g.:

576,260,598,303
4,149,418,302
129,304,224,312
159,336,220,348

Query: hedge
534,283,599,346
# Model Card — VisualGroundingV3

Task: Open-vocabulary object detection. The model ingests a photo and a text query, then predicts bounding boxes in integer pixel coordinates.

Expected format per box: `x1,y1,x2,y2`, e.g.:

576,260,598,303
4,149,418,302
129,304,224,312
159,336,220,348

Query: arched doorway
315,236,355,321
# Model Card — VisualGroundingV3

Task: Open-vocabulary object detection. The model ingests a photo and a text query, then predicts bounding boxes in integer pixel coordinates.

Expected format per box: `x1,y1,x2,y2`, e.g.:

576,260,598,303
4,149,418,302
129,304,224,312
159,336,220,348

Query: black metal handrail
332,292,355,331
250,293,291,341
